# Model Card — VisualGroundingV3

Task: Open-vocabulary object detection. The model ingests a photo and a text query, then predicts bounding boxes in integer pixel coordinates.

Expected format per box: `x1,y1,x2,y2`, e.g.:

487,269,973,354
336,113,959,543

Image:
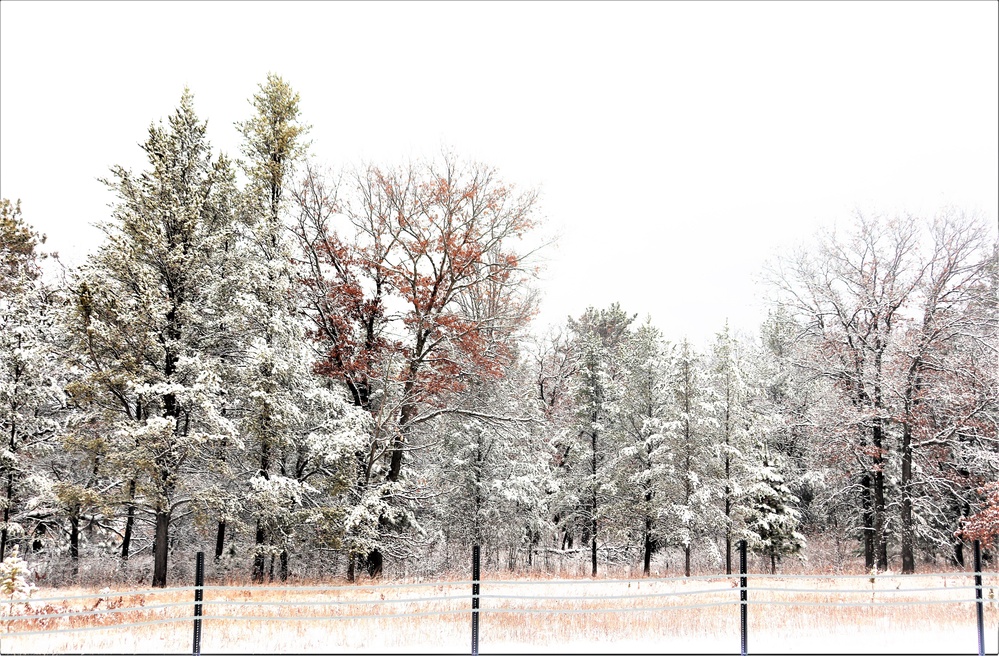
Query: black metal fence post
973,540,984,656
739,539,747,656
472,545,480,656
193,551,204,656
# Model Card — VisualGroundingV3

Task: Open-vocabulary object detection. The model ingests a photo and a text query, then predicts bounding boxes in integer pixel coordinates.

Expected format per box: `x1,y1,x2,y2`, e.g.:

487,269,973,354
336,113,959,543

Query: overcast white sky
2,1,997,343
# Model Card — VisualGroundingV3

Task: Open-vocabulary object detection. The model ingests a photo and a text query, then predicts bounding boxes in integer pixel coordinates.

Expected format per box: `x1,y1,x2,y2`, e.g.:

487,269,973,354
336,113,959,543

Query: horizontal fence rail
1,542,995,656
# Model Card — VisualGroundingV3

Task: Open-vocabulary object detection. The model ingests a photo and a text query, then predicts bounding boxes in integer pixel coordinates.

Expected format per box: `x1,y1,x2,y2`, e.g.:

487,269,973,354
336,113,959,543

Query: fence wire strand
19,571,995,605
7,593,992,640
4,573,995,641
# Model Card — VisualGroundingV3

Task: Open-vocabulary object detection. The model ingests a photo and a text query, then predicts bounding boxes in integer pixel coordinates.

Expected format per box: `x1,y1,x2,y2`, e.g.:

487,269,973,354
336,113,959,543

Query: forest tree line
1,75,997,587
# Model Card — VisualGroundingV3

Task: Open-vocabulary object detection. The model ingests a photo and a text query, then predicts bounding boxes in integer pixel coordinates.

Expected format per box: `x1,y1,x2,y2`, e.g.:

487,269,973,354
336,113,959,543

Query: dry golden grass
1,574,996,654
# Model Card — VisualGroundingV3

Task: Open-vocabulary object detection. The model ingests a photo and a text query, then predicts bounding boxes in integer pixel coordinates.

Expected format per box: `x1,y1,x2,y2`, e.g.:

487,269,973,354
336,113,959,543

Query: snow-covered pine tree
235,74,367,581
65,90,241,587
0,200,65,563
564,304,634,576
0,545,36,602
662,338,723,577
743,443,805,573
618,321,675,576
707,323,752,575
431,355,549,571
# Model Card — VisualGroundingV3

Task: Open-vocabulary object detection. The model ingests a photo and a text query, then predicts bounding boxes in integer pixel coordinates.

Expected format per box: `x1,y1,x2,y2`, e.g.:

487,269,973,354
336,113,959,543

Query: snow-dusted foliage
743,444,806,573
659,338,725,576
234,74,369,582
0,546,36,600
555,304,635,576
617,322,679,575
2,78,995,586
768,210,998,573
0,200,65,565
62,90,244,587
960,482,999,548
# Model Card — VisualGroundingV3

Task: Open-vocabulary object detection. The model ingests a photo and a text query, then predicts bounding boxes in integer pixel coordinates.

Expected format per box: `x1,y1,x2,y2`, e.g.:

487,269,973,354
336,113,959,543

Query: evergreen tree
708,323,752,575
65,90,241,587
743,444,805,573
662,339,723,577
564,304,634,576
618,321,675,575
0,200,64,562
236,74,365,581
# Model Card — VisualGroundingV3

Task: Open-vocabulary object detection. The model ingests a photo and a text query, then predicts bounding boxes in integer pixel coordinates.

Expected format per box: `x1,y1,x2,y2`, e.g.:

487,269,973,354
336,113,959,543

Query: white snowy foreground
2,575,996,655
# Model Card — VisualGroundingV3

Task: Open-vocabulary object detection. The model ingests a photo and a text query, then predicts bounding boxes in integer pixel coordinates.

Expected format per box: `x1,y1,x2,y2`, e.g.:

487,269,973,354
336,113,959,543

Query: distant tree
769,210,997,573
531,327,579,560
891,212,995,572
433,359,547,569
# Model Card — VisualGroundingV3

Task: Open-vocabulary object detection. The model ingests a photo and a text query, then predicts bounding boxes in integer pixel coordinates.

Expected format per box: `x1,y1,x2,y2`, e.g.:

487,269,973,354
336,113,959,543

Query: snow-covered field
2,575,996,654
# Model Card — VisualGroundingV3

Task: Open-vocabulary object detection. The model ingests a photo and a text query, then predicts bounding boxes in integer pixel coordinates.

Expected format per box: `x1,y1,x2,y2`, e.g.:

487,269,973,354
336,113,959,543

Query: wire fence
1,541,996,656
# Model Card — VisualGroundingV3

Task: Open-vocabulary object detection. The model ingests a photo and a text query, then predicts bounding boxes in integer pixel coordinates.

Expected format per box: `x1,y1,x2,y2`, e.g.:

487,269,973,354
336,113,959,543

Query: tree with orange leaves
960,482,999,548
293,153,541,576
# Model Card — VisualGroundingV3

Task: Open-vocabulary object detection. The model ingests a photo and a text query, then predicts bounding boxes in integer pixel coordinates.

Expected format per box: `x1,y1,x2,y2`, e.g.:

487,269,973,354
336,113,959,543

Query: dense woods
1,77,997,587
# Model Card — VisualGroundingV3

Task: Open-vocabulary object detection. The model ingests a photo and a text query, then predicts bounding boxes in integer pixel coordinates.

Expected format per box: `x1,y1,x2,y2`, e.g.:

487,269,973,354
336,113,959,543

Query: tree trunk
121,479,136,561
252,520,266,583
861,473,874,569
590,517,597,577
253,436,271,582
900,420,914,574
280,550,288,581
152,508,169,587
365,549,383,577
388,377,419,483
155,322,180,590
684,544,691,577
347,553,356,582
872,420,889,570
591,422,598,578
900,361,922,575
643,514,653,576
69,504,80,576
214,520,226,561
0,469,12,562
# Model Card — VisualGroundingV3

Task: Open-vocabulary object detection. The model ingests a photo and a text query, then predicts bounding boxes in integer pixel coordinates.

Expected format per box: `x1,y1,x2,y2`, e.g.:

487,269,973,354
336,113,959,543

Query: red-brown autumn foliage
293,154,540,481
960,482,999,548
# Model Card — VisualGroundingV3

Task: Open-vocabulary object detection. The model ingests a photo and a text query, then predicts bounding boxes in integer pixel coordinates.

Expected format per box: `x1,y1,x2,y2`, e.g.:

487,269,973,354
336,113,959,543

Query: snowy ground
2,575,996,654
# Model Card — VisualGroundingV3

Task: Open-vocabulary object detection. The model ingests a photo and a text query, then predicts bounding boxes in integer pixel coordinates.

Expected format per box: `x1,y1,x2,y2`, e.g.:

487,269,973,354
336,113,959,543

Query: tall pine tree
66,90,241,587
